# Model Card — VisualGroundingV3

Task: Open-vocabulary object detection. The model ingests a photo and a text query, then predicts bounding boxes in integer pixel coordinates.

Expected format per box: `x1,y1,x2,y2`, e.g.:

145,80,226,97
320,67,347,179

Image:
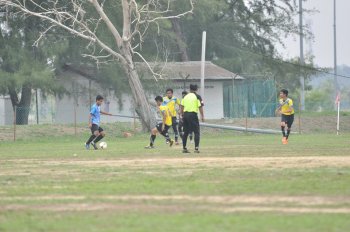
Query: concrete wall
55,71,225,124
168,81,224,119
0,97,14,126
55,71,135,124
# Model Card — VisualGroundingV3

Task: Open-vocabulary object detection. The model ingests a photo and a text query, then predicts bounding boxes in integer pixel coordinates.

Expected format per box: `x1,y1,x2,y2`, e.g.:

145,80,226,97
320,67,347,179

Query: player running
276,89,295,145
85,95,112,150
163,88,181,145
145,96,174,149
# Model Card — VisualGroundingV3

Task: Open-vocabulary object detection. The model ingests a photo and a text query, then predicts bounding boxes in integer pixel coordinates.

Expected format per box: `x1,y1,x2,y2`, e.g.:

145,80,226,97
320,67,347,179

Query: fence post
74,103,77,136
298,96,302,134
13,106,16,142
245,100,248,133
133,109,136,133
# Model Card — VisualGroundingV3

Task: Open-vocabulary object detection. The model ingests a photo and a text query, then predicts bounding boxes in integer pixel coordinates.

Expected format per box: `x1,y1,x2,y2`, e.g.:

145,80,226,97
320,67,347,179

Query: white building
0,96,13,125
0,61,243,125
54,61,243,124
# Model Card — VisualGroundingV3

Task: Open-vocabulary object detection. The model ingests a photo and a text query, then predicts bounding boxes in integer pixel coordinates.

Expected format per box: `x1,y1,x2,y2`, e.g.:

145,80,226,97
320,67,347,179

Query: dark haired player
85,95,112,150
276,89,295,145
163,88,181,145
145,96,174,149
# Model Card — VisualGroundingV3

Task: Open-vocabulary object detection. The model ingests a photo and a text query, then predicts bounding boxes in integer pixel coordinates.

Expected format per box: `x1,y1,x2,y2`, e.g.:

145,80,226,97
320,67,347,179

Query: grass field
1,131,350,232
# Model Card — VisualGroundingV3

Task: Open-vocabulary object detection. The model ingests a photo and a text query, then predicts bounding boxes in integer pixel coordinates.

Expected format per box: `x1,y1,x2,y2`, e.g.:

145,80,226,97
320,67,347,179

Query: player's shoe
85,143,90,150
144,145,155,149
166,140,170,144
182,148,190,154
175,141,179,145
194,148,200,153
282,137,288,145
169,139,174,147
190,140,194,144
91,142,98,150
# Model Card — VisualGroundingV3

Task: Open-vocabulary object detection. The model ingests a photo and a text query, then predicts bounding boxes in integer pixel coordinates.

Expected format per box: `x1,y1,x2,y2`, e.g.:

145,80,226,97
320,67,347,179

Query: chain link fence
0,97,349,142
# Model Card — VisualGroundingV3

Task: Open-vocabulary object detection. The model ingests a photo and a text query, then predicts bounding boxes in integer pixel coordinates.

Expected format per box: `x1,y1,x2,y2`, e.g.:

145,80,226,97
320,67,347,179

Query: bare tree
0,0,194,130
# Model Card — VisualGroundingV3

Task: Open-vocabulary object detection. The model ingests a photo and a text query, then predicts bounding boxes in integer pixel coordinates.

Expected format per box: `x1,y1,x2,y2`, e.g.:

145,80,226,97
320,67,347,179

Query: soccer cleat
91,142,98,150
194,148,200,153
190,140,194,144
175,142,180,146
282,137,288,145
166,140,170,144
182,148,190,154
144,145,155,149
85,143,90,150
169,139,174,147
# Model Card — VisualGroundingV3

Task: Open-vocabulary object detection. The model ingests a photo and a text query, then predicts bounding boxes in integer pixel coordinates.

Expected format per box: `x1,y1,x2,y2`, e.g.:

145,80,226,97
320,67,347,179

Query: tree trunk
121,61,156,131
8,83,32,125
171,18,190,62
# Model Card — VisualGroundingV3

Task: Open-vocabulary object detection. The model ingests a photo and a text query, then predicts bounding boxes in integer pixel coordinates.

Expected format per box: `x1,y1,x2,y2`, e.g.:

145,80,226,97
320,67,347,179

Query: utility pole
333,0,339,96
299,0,305,111
200,31,206,99
33,45,39,124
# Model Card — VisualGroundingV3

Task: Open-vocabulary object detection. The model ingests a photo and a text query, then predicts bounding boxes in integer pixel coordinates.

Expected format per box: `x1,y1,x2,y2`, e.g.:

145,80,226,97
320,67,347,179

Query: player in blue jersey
85,95,112,150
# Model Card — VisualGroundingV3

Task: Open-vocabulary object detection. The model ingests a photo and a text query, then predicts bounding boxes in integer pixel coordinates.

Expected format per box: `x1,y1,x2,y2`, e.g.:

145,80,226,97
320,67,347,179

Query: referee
180,84,204,153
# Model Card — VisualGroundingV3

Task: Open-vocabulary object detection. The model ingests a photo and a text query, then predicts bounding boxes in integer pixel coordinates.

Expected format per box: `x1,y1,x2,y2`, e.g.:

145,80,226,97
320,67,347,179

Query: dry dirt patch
1,195,350,214
4,156,350,170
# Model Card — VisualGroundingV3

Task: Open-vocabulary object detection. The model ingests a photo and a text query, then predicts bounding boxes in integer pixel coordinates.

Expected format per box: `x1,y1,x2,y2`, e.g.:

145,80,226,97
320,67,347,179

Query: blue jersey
90,104,101,126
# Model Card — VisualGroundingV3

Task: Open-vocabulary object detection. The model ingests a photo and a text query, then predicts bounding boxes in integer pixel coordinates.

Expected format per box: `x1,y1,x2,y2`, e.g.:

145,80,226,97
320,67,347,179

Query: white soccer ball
99,141,107,149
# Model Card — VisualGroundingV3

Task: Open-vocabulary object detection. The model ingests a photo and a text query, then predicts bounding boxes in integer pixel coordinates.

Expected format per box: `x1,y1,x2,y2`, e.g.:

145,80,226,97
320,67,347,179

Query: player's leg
178,120,184,142
182,113,191,153
172,117,179,145
159,124,168,139
145,126,158,148
93,127,105,144
90,129,101,150
189,132,193,143
286,115,294,141
192,114,200,153
85,124,98,149
280,115,287,144
160,125,174,147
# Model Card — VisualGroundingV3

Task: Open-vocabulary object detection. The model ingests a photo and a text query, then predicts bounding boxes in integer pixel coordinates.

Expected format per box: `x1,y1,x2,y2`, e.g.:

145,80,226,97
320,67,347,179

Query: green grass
296,110,350,117
0,133,350,231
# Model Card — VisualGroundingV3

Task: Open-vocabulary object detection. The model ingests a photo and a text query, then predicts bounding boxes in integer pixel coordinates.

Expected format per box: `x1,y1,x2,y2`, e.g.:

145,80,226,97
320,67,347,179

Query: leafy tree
0,0,194,130
142,0,315,92
0,9,66,124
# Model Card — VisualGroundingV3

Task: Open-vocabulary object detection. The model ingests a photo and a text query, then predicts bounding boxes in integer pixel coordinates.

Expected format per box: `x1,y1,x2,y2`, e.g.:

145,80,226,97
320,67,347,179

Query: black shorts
91,124,103,134
281,114,294,128
156,123,170,133
183,112,200,134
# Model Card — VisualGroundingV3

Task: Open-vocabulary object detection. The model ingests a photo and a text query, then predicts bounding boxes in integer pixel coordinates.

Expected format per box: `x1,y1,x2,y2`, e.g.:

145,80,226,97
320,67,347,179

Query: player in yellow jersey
276,89,295,144
163,88,181,145
145,96,174,149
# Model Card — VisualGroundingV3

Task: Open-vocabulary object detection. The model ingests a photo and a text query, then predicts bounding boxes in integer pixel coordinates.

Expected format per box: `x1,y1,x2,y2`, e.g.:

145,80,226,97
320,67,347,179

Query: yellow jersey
181,93,201,113
279,98,294,115
159,103,172,126
163,96,180,117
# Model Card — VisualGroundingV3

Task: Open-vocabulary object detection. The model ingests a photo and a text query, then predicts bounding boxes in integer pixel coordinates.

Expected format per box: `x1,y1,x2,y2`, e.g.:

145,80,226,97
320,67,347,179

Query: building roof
137,61,244,81
62,61,244,81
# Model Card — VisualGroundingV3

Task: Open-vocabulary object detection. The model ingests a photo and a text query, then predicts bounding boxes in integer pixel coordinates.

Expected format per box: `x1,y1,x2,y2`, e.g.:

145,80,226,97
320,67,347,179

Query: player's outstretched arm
101,111,112,116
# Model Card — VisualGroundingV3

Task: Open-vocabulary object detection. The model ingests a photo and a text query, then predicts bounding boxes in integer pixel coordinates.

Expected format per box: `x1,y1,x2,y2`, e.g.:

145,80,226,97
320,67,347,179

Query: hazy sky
280,0,350,68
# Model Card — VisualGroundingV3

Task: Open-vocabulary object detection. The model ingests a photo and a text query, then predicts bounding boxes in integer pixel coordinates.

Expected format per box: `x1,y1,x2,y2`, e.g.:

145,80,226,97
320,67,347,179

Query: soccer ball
99,142,107,149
